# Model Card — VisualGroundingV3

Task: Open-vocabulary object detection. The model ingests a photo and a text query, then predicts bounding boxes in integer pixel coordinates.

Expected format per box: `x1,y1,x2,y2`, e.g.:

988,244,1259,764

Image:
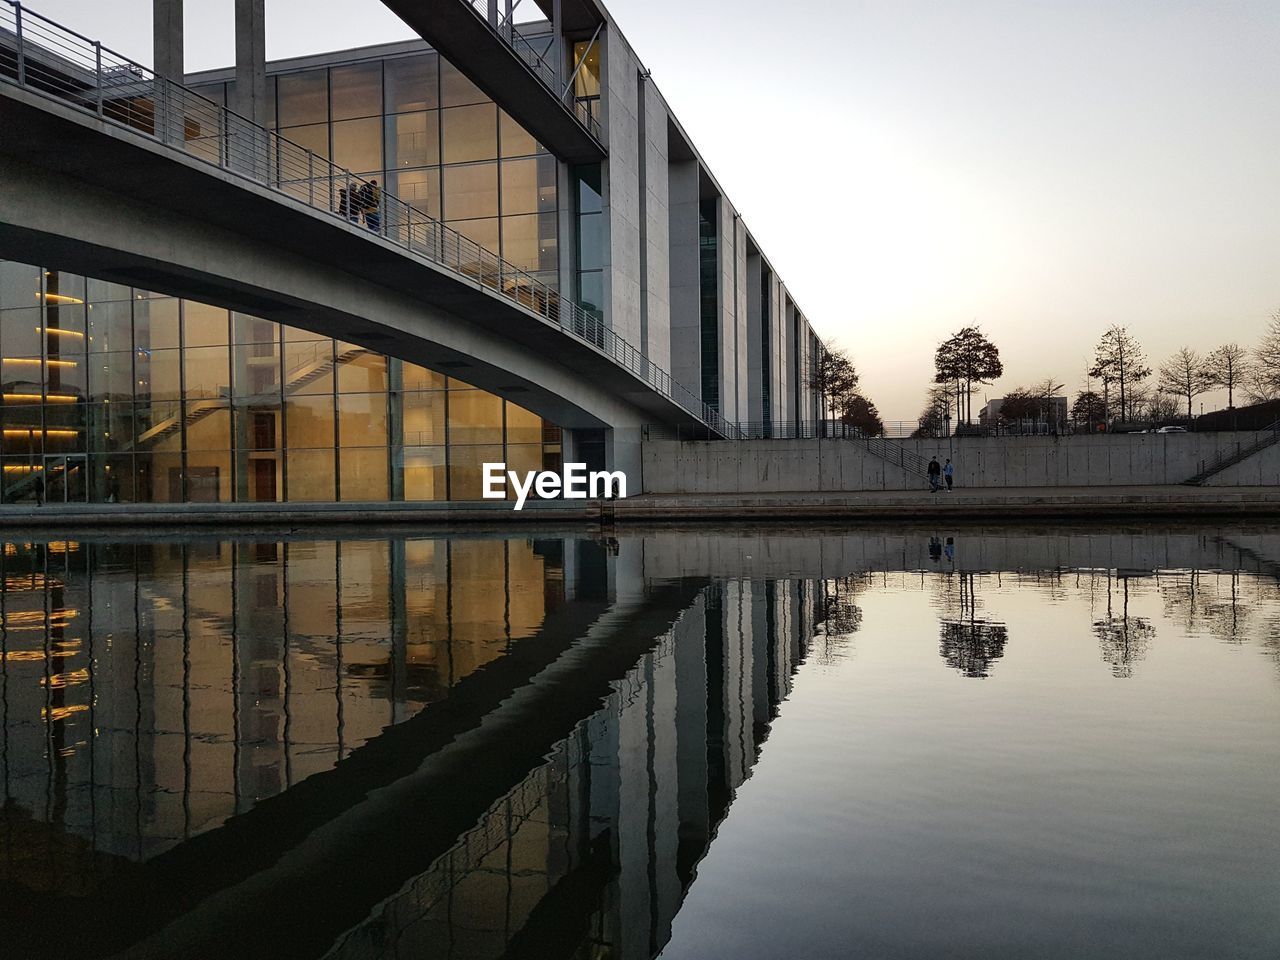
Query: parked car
1155,425,1188,434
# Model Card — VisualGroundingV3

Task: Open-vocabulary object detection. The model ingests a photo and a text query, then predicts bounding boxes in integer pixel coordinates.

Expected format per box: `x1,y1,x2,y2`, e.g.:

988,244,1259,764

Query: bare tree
809,345,860,426
913,383,952,437
1243,368,1280,405
1090,326,1152,423
1145,391,1181,422
1253,309,1280,401
1204,343,1252,409
1158,346,1211,421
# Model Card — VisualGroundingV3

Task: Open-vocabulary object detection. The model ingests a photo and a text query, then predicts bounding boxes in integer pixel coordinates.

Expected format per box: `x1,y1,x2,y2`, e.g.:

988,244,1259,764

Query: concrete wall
640,77,671,372
603,30,642,352
642,433,1280,493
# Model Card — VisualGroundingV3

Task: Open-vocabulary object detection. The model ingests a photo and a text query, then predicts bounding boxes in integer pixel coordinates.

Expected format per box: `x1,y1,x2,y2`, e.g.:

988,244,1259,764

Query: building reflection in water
0,535,820,959
0,538,563,889
4,532,1280,958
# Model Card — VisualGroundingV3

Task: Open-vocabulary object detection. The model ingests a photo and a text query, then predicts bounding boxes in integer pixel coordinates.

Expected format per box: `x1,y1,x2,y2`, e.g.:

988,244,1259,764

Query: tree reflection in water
937,571,1009,679
1092,574,1156,679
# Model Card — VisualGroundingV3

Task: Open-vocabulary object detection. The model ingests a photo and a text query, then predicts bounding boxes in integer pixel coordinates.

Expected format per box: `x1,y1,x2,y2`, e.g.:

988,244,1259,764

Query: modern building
0,0,825,504
980,395,1068,432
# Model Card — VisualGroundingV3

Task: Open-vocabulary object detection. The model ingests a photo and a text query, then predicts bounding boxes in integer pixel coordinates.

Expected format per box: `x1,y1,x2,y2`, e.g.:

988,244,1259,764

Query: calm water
1,527,1278,959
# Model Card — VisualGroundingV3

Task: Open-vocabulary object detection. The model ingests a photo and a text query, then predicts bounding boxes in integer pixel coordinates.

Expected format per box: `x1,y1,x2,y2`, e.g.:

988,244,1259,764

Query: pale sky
38,0,1280,422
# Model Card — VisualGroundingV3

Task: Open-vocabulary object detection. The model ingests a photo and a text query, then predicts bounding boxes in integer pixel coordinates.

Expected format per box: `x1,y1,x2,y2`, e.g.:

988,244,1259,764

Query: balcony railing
0,1,732,437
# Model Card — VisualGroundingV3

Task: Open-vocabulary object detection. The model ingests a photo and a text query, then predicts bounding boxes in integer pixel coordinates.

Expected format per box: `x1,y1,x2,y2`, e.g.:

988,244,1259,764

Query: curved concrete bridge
0,4,732,474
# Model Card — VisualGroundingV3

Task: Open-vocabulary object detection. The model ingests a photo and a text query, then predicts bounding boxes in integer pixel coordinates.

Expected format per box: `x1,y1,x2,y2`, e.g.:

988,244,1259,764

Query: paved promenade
0,486,1275,529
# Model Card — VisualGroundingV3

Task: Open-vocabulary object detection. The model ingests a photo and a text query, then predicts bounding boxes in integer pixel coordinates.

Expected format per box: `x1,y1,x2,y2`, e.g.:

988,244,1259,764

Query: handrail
0,2,735,436
1185,418,1280,485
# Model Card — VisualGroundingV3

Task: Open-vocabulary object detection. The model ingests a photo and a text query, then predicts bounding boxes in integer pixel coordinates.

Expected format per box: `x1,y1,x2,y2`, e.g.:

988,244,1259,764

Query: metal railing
0,2,733,436
458,0,602,140
1185,418,1280,485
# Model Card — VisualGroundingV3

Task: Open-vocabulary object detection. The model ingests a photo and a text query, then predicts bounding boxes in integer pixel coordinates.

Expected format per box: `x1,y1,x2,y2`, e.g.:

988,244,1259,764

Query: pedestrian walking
927,456,941,493
338,187,356,222
944,458,954,491
360,179,382,232
33,474,44,506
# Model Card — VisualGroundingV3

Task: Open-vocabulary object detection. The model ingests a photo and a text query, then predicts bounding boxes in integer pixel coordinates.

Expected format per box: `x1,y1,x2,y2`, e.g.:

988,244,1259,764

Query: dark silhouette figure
33,475,44,506
338,187,357,222
944,458,954,491
929,536,942,562
361,179,382,232
927,456,941,492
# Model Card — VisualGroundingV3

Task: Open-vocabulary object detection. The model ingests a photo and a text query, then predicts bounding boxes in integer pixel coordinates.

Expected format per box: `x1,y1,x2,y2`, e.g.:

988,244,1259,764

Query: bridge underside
0,86,714,461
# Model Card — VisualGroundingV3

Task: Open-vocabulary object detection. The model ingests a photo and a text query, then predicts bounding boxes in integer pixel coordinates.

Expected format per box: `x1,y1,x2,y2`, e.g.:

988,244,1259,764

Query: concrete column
232,0,268,178
153,0,183,81
153,0,184,144
233,0,267,126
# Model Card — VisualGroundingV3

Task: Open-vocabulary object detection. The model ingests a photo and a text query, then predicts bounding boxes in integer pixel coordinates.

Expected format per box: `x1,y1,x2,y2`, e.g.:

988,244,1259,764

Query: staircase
1182,420,1280,486
857,433,931,478
133,346,371,448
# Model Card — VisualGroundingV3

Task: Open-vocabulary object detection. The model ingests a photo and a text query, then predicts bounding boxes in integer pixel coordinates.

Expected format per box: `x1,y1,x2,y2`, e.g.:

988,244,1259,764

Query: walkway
1,486,1277,528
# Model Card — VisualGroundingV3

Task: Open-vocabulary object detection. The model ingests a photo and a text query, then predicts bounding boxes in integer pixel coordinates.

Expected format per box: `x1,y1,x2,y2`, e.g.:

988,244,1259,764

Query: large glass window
332,116,383,174
571,39,601,130
440,60,486,107
573,165,604,320
389,167,441,219
386,111,439,169
442,104,498,164
699,198,720,413
277,69,328,127
330,62,382,121
443,162,499,221
385,54,439,114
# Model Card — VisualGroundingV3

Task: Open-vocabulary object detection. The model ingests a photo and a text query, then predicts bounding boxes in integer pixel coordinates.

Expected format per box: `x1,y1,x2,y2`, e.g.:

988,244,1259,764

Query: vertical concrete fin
234,0,267,126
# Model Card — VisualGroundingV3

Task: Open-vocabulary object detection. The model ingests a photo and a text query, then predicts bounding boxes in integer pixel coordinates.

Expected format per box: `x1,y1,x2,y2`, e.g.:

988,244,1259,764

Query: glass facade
193,49,559,289
572,163,604,321
760,267,772,426
699,198,720,413
0,262,562,504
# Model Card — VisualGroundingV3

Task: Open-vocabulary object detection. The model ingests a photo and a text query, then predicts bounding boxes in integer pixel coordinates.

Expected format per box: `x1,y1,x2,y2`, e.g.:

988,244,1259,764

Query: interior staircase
133,345,371,448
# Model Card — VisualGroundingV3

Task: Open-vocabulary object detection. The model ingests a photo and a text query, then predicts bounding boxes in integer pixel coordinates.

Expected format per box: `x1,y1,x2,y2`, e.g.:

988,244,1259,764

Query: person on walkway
944,458,954,491
33,474,44,507
361,179,382,232
928,456,941,493
338,187,355,222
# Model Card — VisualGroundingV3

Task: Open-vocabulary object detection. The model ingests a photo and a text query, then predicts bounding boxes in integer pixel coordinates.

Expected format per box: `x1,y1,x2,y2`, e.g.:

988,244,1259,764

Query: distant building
981,395,1068,430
